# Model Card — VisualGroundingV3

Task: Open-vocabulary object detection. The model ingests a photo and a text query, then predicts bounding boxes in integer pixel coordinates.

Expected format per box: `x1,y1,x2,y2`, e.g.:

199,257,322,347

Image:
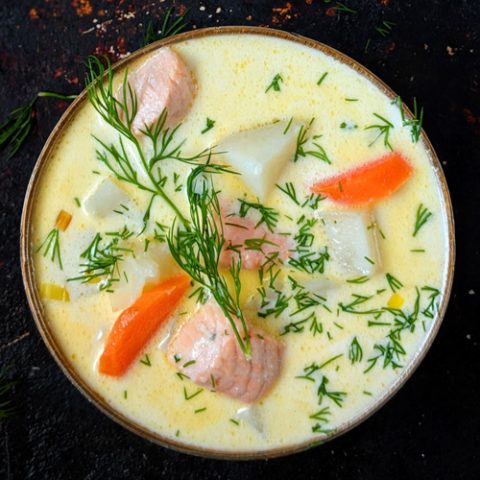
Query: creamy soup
29,33,451,454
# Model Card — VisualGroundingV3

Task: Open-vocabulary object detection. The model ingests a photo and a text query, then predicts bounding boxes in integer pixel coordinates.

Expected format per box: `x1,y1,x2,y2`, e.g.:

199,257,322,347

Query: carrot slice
311,152,413,206
99,274,190,377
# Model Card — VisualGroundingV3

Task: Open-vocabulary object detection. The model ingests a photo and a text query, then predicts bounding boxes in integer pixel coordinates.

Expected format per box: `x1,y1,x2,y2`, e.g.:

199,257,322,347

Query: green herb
265,73,284,93
142,7,189,47
317,376,347,407
365,113,394,150
277,182,300,205
201,117,216,134
375,20,395,37
364,256,375,265
74,197,81,207
183,360,196,368
348,337,363,364
317,72,328,86
184,387,203,401
363,390,373,396
318,354,343,370
229,418,240,426
85,56,210,226
168,164,252,357
345,98,358,102
140,354,151,366
0,92,76,160
238,199,279,232
413,204,432,237
411,248,425,253
123,390,128,399
68,232,133,290
334,2,357,14
421,286,440,319
36,228,63,269
364,38,371,54
0,368,16,420
386,273,403,292
310,406,332,434
194,407,207,414
393,96,424,143
347,276,370,284
294,118,331,164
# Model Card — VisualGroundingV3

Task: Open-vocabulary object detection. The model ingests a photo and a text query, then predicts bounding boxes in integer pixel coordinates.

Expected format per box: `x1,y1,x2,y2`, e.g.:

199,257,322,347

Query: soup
27,32,451,454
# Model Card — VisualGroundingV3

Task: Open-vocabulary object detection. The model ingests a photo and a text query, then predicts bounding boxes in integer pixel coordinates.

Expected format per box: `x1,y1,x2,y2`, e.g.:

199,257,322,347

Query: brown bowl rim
20,26,455,460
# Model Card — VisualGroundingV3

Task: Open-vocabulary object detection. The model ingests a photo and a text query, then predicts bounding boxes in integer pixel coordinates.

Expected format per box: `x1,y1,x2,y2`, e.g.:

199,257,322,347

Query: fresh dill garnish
74,197,81,207
183,387,203,401
375,20,395,37
142,7,189,47
123,390,128,399
140,354,151,366
413,203,432,237
339,294,384,317
36,228,63,269
364,38,371,54
334,2,357,14
386,273,403,292
0,368,16,420
318,354,343,370
68,231,133,290
194,407,207,414
347,276,370,284
317,72,328,86
294,118,331,164
265,73,284,93
85,56,210,226
393,96,424,143
365,113,394,150
237,199,279,233
317,376,347,407
364,256,375,265
421,286,441,319
167,164,252,357
277,182,300,205
201,117,216,134
310,406,332,434
410,248,425,253
183,360,196,368
0,92,76,160
348,337,363,364
229,418,240,426
345,98,358,102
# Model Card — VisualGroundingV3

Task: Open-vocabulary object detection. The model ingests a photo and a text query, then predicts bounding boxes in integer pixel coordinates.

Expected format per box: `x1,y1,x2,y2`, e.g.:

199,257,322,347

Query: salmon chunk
168,300,284,403
121,47,196,133
220,214,291,270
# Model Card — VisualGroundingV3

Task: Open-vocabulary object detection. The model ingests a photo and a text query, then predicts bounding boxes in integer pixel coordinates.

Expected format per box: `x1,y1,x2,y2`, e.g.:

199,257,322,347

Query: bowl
20,26,455,459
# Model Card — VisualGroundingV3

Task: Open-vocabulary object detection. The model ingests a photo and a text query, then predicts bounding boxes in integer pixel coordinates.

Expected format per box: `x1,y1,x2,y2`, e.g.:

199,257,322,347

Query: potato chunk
220,121,300,201
83,178,129,218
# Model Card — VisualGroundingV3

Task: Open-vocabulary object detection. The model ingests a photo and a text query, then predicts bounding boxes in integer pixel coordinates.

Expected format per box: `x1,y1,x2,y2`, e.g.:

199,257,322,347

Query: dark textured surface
0,1,479,479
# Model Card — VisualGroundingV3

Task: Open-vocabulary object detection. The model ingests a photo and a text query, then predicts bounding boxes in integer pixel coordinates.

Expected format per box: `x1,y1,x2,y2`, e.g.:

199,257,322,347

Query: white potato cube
220,121,300,201
321,211,382,278
83,178,130,218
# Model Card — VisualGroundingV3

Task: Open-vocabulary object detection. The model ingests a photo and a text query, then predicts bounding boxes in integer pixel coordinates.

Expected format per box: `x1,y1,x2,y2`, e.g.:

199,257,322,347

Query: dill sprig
36,228,63,269
386,273,403,292
0,368,17,420
334,2,357,14
237,199,279,233
85,56,210,226
375,20,395,37
294,118,331,164
201,117,216,134
68,230,133,291
348,337,363,364
365,113,394,151
393,96,424,143
421,286,441,319
0,91,76,160
277,182,300,205
142,7,190,47
167,163,252,357
413,203,432,237
265,73,283,93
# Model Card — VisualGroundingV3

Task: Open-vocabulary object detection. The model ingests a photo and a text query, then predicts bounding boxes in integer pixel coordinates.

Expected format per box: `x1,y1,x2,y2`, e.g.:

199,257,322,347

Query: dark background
0,1,479,479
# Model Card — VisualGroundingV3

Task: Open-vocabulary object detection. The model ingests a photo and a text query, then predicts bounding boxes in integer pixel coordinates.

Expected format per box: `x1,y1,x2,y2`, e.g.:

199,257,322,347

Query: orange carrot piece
99,274,190,377
311,152,413,206
55,209,72,231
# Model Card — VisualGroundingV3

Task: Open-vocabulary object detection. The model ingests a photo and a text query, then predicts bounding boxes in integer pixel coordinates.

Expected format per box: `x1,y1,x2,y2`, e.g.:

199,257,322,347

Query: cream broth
30,34,450,452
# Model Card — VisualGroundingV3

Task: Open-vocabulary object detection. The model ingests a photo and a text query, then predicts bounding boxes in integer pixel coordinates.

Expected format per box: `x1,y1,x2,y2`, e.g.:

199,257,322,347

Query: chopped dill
317,72,328,86
140,354,151,366
348,337,363,364
386,273,403,292
413,203,433,237
265,73,284,93
201,117,216,134
142,7,189,47
365,113,394,151
36,228,63,269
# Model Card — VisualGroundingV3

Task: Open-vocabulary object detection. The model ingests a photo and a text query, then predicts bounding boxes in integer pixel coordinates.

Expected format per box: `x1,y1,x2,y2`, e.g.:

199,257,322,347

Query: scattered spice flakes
446,46,455,56
246,15,253,21
29,8,39,20
325,7,336,17
272,2,296,24
71,0,93,17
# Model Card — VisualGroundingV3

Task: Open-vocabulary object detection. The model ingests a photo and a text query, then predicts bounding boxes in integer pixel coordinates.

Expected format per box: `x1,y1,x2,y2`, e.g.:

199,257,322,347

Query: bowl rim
20,25,455,460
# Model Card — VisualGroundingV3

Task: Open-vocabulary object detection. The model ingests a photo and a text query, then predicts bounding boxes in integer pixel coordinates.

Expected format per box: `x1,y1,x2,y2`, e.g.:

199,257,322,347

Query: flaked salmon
121,47,196,133
220,214,291,270
168,300,284,403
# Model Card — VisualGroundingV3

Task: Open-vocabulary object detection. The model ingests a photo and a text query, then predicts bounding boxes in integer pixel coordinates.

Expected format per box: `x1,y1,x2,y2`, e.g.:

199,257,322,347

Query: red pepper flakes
71,0,93,17
29,8,39,20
